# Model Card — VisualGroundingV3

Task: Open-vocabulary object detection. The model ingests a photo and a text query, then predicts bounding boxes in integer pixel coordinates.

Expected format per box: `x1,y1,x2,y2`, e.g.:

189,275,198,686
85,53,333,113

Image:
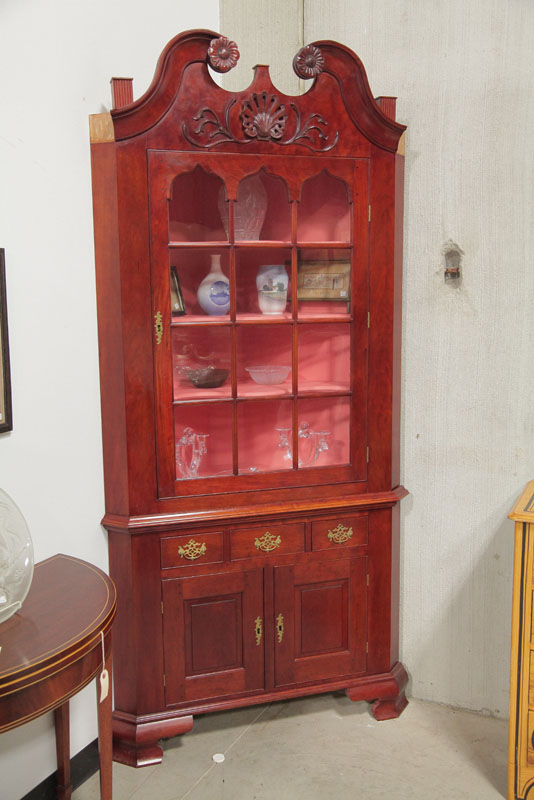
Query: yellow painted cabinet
509,481,534,799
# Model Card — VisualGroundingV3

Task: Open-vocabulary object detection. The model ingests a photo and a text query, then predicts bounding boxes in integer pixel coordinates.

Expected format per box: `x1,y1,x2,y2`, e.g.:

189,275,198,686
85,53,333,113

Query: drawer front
311,515,368,551
231,523,305,560
161,531,224,569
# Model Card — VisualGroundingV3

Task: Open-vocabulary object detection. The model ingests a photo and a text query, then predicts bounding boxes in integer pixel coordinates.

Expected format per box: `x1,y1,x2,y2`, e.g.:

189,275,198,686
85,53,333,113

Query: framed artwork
0,249,12,433
170,266,186,316
297,259,351,301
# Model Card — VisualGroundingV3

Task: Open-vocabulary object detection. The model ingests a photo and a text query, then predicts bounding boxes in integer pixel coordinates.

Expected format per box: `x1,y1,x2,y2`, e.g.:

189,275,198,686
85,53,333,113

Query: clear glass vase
218,173,268,240
0,489,34,623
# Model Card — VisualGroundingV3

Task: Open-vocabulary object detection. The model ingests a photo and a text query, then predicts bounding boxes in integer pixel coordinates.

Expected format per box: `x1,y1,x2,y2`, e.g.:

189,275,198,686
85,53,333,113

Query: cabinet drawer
311,516,368,551
231,523,305,560
161,531,224,569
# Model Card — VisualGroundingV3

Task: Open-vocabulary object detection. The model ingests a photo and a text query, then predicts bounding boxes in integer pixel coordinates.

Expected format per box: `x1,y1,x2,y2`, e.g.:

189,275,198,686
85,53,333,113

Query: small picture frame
297,259,351,301
170,266,186,316
0,249,13,433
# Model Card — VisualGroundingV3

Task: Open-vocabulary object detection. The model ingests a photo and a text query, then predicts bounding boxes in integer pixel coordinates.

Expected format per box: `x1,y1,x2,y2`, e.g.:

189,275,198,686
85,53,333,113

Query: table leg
97,649,113,800
54,701,72,800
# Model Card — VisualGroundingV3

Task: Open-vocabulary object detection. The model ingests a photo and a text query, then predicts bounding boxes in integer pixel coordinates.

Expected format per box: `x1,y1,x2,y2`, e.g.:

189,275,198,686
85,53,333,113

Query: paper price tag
100,668,109,703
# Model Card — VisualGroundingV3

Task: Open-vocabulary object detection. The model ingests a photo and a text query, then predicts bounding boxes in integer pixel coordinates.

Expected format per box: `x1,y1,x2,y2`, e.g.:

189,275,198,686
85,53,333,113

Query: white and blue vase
256,264,288,315
197,255,230,315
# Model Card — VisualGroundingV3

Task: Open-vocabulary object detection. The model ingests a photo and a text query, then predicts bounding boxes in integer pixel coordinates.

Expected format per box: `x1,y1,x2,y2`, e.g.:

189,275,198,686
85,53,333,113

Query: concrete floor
73,695,508,799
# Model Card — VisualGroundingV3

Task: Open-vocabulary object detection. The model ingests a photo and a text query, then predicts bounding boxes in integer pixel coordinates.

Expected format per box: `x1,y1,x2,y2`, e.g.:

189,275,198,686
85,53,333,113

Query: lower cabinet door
274,557,367,687
162,568,264,705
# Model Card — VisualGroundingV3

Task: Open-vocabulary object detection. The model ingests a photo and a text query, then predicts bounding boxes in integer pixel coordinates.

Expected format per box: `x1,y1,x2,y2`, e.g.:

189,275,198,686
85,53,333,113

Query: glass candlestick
176,427,209,478
275,423,330,468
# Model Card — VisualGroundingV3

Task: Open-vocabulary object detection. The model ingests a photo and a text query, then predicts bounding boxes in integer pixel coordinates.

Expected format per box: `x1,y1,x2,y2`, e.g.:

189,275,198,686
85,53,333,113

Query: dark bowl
187,368,229,388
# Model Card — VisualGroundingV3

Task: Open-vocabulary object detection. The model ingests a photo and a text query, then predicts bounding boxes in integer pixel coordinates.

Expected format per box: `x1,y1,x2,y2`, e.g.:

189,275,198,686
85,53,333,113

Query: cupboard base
112,712,194,767
112,664,408,767
346,661,409,720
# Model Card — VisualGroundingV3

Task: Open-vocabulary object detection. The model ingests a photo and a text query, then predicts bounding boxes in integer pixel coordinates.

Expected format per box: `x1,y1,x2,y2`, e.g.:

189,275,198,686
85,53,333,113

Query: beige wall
222,0,534,717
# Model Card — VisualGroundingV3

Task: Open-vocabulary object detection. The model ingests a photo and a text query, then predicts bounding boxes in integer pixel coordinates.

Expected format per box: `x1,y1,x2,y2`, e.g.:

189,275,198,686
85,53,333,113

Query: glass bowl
184,366,229,388
245,365,291,385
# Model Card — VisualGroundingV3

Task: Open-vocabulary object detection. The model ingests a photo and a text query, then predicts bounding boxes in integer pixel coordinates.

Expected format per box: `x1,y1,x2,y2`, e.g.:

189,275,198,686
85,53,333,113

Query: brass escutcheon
255,616,263,646
327,524,353,544
254,531,282,552
178,539,207,560
154,311,163,345
276,613,284,644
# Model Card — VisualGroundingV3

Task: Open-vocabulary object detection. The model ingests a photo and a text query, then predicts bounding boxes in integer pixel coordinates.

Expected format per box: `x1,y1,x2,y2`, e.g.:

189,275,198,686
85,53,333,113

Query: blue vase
197,255,230,316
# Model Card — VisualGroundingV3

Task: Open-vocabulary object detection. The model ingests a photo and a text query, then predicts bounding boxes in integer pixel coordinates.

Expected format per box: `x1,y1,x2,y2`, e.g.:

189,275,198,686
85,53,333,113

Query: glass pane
298,323,351,394
174,404,233,480
297,248,351,318
172,327,231,401
298,171,351,242
236,325,292,397
238,399,293,473
297,397,350,468
234,171,291,241
235,248,291,318
169,166,227,242
170,249,230,319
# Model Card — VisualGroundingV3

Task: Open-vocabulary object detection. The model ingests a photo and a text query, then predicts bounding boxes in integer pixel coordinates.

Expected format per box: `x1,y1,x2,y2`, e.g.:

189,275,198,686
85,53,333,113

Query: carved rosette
241,92,288,141
208,36,240,73
293,45,324,79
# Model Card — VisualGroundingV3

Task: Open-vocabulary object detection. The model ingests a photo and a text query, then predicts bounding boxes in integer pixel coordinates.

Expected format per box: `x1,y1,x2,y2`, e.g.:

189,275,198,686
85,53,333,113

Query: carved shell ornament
293,44,324,79
208,36,240,73
241,92,288,140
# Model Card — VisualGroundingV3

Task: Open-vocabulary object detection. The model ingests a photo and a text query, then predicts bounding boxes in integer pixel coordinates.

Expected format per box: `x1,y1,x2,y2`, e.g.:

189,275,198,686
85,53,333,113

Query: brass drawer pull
276,613,284,644
178,539,207,560
255,616,263,646
327,524,353,544
254,531,282,552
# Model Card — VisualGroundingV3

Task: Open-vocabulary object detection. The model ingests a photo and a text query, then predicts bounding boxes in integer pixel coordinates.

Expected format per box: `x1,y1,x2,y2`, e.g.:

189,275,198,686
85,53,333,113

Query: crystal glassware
275,422,330,467
0,489,34,623
176,427,209,478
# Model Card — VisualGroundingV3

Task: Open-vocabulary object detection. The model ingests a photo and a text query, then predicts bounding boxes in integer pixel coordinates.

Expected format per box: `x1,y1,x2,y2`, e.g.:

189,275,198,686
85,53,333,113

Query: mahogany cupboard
89,30,408,767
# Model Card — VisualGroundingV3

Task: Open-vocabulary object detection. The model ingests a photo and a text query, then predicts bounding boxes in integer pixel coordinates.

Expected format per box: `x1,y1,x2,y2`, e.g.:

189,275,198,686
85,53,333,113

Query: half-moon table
0,554,116,799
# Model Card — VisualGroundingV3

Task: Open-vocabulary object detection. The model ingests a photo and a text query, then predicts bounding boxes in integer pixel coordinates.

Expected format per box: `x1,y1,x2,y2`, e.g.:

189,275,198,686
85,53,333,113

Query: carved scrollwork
183,93,338,152
293,44,324,79
208,36,240,73
282,103,339,151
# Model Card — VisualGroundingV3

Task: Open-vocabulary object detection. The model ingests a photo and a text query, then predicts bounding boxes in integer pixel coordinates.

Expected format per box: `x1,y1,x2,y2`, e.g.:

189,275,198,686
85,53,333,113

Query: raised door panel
274,558,367,687
162,569,264,705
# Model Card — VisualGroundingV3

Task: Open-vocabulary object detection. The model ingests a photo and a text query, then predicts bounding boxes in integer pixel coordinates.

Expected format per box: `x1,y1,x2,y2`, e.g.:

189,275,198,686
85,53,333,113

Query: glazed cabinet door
273,557,367,687
162,568,264,705
148,151,369,499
